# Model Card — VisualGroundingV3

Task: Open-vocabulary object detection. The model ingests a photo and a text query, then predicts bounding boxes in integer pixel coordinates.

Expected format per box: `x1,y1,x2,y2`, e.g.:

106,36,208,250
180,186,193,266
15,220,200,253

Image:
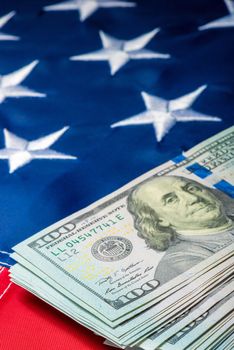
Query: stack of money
10,126,234,349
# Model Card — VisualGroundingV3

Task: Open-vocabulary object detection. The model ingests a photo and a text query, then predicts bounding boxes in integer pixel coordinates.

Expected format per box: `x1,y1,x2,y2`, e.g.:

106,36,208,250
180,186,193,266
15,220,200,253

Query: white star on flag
0,127,77,173
43,0,136,22
70,29,170,75
111,86,222,142
0,11,19,41
0,60,46,104
199,0,234,30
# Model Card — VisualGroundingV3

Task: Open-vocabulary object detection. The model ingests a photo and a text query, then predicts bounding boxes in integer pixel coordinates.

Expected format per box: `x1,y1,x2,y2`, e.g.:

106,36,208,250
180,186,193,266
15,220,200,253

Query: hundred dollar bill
212,332,234,350
185,310,233,350
138,279,234,350
10,242,234,335
10,253,234,346
11,126,234,325
165,297,234,350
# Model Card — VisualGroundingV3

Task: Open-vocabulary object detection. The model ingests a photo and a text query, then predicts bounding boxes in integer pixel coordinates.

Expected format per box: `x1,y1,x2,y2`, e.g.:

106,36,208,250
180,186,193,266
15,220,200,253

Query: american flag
0,0,233,349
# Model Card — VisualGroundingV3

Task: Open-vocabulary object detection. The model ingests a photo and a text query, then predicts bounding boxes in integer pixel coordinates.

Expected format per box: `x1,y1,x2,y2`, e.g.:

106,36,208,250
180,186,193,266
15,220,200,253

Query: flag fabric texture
0,266,107,350
0,0,233,349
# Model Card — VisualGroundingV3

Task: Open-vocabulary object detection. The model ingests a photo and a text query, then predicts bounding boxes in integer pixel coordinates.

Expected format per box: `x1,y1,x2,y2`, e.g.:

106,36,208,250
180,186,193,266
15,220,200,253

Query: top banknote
13,126,234,323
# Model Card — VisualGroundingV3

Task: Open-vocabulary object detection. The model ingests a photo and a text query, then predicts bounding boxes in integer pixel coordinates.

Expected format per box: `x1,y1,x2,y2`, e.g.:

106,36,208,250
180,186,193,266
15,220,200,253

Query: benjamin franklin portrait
127,175,234,285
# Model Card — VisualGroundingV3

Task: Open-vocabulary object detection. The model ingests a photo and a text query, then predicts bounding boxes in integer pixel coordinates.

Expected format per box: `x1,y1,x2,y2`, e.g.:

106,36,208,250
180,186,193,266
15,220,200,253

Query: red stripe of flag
0,268,107,350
